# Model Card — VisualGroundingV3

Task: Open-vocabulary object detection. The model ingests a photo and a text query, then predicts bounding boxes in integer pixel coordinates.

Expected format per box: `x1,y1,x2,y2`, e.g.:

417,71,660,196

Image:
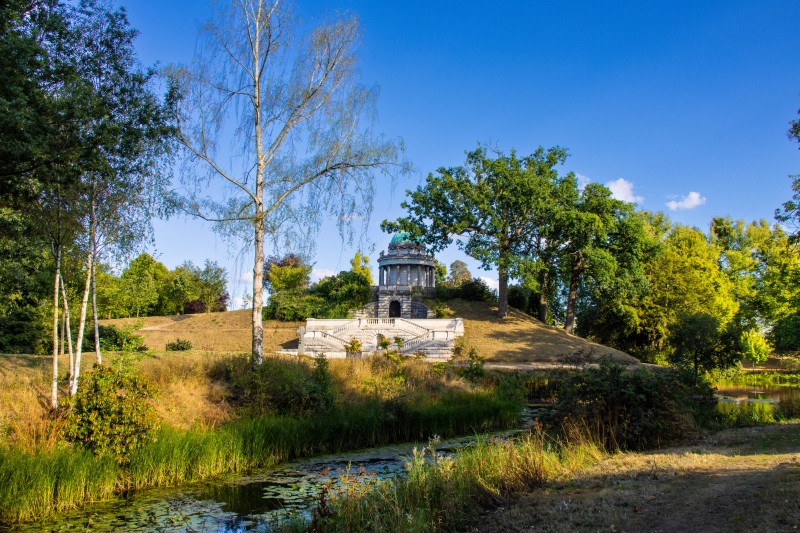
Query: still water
16,434,505,532
714,381,800,404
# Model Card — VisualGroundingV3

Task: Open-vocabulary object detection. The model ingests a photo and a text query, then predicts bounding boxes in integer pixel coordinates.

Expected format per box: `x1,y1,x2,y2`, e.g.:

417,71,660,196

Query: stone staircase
297,317,463,360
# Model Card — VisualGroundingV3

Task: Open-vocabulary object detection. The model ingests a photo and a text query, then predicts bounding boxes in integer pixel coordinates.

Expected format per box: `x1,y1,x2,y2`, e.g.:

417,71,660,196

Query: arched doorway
389,300,401,317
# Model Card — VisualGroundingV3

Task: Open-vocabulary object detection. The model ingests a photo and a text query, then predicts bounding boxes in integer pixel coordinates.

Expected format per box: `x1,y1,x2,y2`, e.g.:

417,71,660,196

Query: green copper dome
390,232,423,245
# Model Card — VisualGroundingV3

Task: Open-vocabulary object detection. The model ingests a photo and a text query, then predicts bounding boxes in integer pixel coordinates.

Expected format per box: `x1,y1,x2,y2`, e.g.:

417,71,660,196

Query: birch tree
168,0,403,365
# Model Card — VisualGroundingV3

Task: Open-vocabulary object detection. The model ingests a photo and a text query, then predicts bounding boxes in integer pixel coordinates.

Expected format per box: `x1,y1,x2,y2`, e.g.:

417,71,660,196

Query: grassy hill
103,300,638,365
449,300,638,365
104,310,302,353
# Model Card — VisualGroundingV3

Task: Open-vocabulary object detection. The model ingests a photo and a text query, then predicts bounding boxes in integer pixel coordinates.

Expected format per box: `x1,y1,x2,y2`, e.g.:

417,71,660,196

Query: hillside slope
448,300,638,365
103,310,302,353
103,301,638,364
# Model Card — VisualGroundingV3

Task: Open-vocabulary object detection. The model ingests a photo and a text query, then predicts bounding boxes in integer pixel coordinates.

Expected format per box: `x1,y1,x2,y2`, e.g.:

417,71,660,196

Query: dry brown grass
450,300,639,365
104,302,636,366
474,422,800,532
102,309,302,352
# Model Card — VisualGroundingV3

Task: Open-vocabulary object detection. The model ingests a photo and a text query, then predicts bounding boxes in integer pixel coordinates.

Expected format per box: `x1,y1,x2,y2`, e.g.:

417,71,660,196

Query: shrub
433,302,454,318
239,356,335,417
63,364,159,463
459,278,496,302
165,338,192,351
549,360,716,450
87,324,147,352
457,348,486,382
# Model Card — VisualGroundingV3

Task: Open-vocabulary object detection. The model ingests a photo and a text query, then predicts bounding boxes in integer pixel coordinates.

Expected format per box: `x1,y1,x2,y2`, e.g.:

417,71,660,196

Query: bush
263,291,325,321
87,324,147,352
63,364,159,463
459,278,496,302
434,278,496,303
238,356,335,417
165,338,192,351
549,360,716,450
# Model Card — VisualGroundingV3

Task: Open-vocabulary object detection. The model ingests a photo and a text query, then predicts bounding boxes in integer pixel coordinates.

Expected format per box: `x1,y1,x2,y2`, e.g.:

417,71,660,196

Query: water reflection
17,435,486,532
714,381,800,404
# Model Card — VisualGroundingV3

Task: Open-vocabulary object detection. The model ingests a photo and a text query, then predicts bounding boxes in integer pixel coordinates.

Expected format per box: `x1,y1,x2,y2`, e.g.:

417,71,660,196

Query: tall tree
168,0,403,365
447,260,471,286
560,183,635,334
383,145,572,318
193,260,228,314
775,106,800,243
350,253,373,285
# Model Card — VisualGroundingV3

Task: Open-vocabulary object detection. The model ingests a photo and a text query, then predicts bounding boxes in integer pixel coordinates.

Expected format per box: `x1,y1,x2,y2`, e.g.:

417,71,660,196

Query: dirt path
474,423,800,532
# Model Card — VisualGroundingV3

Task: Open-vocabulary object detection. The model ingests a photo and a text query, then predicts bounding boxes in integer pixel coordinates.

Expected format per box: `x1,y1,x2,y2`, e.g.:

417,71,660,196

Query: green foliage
446,260,471,286
266,260,311,293
383,144,573,317
455,347,486,382
716,401,777,427
235,356,335,417
770,313,800,352
302,433,601,532
349,253,373,285
435,277,496,302
550,360,717,450
0,446,118,524
344,338,363,355
86,324,147,352
669,313,741,381
63,364,159,463
165,338,192,351
264,265,371,321
432,302,454,318
740,330,771,367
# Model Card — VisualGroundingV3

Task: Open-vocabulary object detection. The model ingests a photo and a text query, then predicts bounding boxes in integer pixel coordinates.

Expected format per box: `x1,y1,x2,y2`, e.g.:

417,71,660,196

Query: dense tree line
95,253,228,319
1,0,172,406
262,253,372,321
385,141,800,373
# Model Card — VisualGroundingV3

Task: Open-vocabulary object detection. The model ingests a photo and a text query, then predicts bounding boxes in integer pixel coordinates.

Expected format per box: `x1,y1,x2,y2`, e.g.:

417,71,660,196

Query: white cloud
666,191,707,211
605,178,643,204
575,173,592,191
479,276,499,292
310,267,336,282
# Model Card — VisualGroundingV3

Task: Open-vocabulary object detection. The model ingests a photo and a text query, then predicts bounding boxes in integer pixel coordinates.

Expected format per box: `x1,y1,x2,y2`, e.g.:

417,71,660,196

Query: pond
714,380,800,404
16,430,525,532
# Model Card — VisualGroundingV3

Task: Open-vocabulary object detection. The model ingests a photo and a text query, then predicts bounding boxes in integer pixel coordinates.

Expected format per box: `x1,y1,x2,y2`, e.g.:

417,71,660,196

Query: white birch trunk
91,245,101,364
51,248,61,409
59,272,75,381
70,247,93,396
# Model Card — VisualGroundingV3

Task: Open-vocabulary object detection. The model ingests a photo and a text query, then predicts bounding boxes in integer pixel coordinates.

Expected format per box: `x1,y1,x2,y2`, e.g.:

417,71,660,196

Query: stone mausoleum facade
296,234,463,360
369,232,437,319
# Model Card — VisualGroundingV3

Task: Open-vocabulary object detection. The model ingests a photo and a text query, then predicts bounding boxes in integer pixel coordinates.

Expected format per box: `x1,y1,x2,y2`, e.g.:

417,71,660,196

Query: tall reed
0,389,521,525
305,431,604,532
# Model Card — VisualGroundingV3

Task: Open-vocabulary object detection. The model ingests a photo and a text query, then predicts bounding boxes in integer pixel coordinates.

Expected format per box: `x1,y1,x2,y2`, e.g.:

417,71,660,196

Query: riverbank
0,353,524,525
474,421,800,532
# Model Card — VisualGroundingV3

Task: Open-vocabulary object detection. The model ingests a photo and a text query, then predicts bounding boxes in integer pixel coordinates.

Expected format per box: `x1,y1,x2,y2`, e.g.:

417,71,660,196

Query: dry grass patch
449,300,638,365
102,310,302,352
474,422,800,532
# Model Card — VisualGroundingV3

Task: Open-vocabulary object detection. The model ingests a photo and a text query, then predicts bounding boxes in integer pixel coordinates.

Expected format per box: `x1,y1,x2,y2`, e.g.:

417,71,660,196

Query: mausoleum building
296,234,463,360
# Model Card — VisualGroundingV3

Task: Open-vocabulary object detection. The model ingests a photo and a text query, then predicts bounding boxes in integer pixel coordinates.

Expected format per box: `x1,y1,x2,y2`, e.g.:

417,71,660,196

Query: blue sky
123,0,800,307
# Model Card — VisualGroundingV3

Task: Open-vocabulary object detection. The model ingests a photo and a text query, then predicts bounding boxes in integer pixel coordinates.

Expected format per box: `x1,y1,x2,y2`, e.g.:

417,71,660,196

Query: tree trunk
564,260,582,335
251,218,265,365
497,261,509,318
250,19,265,367
70,248,93,396
91,256,101,364
59,272,74,380
51,248,61,409
497,245,510,318
537,268,549,323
